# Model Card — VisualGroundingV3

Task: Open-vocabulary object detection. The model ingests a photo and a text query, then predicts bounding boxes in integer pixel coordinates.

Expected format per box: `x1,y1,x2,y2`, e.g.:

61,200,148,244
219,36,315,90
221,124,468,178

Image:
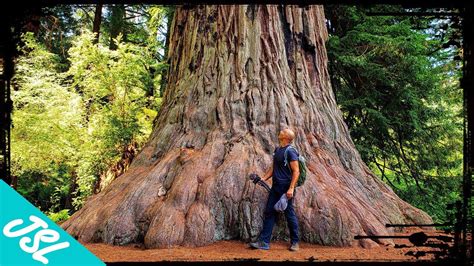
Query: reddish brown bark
61,5,433,249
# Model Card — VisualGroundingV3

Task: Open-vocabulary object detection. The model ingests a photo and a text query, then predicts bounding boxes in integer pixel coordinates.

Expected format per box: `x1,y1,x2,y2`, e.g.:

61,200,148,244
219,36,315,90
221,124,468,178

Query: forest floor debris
84,228,454,262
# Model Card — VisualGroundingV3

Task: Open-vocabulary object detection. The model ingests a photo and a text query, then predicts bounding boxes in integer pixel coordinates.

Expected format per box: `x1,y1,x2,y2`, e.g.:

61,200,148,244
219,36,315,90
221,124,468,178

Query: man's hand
286,187,295,199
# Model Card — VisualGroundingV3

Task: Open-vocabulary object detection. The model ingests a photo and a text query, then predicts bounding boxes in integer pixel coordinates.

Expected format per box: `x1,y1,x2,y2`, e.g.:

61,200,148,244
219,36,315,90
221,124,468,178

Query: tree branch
394,130,426,193
373,155,399,190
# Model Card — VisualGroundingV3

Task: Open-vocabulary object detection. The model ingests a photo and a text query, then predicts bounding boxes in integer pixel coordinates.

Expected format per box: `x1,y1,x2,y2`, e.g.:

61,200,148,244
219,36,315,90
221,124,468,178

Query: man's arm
262,165,273,181
286,161,300,199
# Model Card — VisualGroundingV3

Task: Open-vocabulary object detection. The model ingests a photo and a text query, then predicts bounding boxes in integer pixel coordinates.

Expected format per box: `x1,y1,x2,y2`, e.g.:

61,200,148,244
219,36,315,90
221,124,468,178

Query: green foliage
47,209,71,223
388,171,460,224
11,6,168,213
37,5,82,67
326,5,463,223
66,29,161,208
12,32,83,212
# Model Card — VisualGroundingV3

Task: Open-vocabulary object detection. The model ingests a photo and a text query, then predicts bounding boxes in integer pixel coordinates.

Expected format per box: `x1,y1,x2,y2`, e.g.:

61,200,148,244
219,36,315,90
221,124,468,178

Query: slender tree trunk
92,3,103,44
109,4,125,50
61,5,433,249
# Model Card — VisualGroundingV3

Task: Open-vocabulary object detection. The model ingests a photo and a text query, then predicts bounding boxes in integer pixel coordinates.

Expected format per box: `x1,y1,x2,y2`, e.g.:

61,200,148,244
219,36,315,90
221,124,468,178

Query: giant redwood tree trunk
61,5,433,249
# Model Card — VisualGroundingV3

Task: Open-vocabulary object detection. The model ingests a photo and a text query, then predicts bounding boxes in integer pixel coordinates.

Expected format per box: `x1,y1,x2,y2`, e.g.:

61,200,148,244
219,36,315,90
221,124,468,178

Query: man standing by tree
249,128,300,251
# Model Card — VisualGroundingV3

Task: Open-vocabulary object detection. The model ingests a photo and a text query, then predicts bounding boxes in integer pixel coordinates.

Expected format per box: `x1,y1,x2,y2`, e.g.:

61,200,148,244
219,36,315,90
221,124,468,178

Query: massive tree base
61,5,433,249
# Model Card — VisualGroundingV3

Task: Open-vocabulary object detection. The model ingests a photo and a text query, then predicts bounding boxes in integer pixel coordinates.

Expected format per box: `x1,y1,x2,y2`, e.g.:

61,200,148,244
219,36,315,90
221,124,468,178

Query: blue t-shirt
272,145,299,185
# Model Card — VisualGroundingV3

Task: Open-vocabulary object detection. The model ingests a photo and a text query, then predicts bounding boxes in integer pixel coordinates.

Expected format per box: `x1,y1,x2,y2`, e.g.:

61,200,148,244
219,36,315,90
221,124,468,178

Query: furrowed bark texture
61,5,433,249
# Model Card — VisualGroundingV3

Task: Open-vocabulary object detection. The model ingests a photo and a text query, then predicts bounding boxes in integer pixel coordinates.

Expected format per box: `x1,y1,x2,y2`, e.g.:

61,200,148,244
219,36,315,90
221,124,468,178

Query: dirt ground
83,228,455,262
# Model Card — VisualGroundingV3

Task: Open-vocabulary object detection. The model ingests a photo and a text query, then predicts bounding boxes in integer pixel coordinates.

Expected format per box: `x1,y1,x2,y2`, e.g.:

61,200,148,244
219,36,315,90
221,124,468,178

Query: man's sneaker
289,242,299,251
249,241,270,250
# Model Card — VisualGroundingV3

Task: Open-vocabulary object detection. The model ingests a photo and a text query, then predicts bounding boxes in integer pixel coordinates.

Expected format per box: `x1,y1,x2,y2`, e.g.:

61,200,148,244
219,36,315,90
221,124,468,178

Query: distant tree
92,4,103,44
325,5,463,222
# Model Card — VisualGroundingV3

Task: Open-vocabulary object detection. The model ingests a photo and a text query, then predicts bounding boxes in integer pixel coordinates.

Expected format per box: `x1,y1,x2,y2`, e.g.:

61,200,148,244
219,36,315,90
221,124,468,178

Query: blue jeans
258,182,299,244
